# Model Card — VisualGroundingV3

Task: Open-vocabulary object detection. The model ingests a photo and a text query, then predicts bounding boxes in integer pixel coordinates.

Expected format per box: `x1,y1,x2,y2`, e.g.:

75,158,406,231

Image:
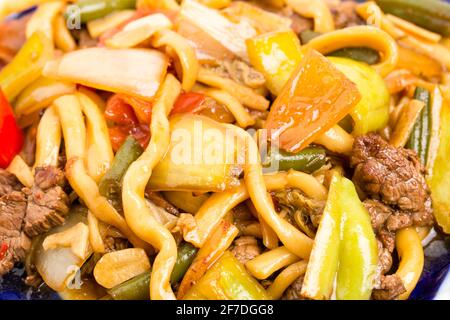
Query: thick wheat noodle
122,75,181,300
197,67,270,111
7,155,34,187
53,94,148,250
179,171,326,248
78,91,114,183
245,246,300,280
395,228,424,300
152,29,199,92
195,87,255,128
34,106,61,169
306,26,399,77
285,0,335,33
267,260,308,299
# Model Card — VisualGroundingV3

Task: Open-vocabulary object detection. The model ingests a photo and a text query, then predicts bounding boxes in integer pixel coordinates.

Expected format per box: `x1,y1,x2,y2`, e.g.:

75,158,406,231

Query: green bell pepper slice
302,173,378,300
329,57,390,136
336,176,378,300
428,98,450,234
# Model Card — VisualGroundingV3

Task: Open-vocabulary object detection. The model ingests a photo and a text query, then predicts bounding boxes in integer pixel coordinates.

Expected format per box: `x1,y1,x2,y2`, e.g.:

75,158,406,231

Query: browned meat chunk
363,199,394,232
282,275,306,300
379,229,396,253
386,212,413,231
0,191,30,275
372,275,406,300
376,240,393,277
329,0,364,29
205,59,265,89
351,133,433,226
0,15,29,69
0,169,23,197
231,236,261,264
23,166,70,237
280,7,313,35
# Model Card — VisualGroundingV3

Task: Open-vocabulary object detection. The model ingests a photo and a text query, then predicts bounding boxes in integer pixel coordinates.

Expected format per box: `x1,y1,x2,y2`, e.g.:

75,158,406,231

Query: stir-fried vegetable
223,1,291,34
329,57,390,136
34,207,93,292
107,271,151,300
43,222,91,260
0,31,53,101
87,10,136,38
177,219,238,298
406,87,432,165
336,177,378,300
162,191,209,214
93,248,151,289
246,30,302,96
265,49,361,153
262,146,327,174
248,32,388,138
0,89,23,168
390,99,425,148
183,251,270,300
376,0,450,36
302,174,377,300
66,0,137,24
180,0,257,61
14,77,76,116
98,135,144,206
105,13,173,48
147,114,242,192
428,98,450,234
170,242,199,284
43,48,168,101
108,242,198,300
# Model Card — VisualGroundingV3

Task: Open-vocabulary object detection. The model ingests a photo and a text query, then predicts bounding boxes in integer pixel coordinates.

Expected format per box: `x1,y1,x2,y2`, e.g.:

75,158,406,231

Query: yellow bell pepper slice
0,31,54,101
246,30,302,96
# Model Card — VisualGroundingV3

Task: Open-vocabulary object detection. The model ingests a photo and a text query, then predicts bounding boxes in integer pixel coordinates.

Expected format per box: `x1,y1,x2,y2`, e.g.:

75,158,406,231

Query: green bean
329,47,380,65
376,0,450,36
406,87,431,165
263,146,327,173
107,271,150,300
170,242,198,285
98,136,143,206
107,242,198,300
67,0,137,24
